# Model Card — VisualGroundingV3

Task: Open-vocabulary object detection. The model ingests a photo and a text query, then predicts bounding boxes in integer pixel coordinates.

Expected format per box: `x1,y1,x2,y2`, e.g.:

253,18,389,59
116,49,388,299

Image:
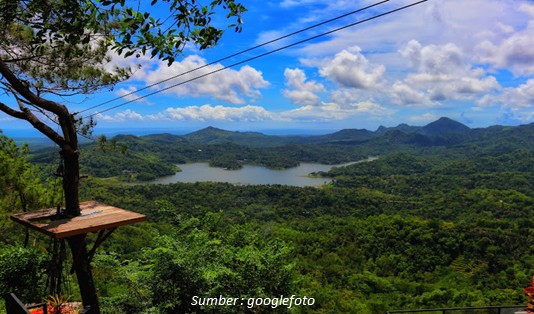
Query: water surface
150,158,375,187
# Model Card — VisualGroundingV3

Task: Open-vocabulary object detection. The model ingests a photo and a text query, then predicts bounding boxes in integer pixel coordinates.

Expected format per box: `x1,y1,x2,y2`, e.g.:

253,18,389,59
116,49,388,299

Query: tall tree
0,1,245,312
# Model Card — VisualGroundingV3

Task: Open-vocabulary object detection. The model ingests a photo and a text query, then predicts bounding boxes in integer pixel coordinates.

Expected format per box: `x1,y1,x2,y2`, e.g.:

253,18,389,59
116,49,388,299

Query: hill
417,117,471,136
27,117,534,181
183,126,290,147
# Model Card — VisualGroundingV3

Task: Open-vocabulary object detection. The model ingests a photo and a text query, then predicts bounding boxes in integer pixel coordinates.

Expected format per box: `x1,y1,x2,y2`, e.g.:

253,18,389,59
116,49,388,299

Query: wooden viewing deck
10,201,146,239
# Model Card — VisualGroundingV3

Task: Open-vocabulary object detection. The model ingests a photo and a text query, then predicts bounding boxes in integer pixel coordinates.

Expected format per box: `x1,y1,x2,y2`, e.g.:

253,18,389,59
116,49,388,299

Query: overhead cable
76,0,390,115
84,0,428,119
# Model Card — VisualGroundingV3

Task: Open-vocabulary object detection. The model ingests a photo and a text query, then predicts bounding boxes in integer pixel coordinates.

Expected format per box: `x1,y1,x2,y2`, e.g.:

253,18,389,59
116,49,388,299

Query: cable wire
76,0,390,115
84,0,428,119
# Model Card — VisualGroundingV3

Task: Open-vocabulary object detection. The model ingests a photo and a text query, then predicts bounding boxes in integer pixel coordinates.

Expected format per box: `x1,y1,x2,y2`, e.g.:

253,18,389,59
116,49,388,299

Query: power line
84,0,428,119
76,0,390,115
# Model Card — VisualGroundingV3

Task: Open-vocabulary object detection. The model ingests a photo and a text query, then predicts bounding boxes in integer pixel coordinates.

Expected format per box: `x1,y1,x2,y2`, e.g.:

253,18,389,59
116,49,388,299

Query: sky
3,0,534,136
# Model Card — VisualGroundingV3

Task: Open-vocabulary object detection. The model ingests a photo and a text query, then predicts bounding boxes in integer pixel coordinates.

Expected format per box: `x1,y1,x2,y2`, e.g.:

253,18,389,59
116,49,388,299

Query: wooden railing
386,305,525,314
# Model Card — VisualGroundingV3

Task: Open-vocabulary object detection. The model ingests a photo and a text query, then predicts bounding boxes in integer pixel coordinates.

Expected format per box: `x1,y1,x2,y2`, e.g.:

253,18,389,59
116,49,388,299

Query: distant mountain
141,133,189,145
26,117,534,180
417,117,471,136
158,118,473,147
184,126,238,141
376,123,421,134
183,126,290,147
320,128,376,143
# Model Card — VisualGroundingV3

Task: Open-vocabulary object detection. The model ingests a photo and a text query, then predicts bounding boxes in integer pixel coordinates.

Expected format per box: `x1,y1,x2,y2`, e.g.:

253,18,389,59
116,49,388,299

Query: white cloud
477,20,534,76
115,86,154,105
130,55,269,105
519,3,534,18
390,81,434,107
279,0,316,8
97,100,393,125
283,100,393,120
254,30,293,49
329,89,361,106
478,79,534,109
394,40,500,106
282,68,325,106
400,40,465,75
97,109,144,122
293,0,525,73
309,47,385,89
151,105,277,122
279,0,354,9
408,113,438,123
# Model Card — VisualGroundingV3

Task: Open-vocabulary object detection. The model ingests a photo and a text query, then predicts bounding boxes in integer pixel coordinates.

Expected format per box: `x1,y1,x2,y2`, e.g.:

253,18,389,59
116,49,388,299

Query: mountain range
171,117,470,146
166,117,525,148
25,116,534,180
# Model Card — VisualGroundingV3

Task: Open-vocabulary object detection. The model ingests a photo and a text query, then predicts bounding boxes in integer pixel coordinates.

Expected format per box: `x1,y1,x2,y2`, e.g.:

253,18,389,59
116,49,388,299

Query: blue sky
3,0,534,135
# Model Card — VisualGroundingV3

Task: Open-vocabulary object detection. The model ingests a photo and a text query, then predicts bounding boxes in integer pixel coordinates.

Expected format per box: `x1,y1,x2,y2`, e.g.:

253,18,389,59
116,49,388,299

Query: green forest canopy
2,118,534,313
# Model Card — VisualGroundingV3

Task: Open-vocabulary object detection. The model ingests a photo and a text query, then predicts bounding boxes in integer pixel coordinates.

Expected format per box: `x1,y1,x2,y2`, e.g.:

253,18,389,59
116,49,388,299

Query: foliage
0,0,246,96
0,134,62,244
0,246,46,303
3,120,534,313
89,216,294,314
27,119,534,180
0,0,247,311
525,276,534,313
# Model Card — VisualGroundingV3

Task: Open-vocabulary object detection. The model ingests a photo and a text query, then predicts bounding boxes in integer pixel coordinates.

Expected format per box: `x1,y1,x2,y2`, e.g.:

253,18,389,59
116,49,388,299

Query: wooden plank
10,201,146,239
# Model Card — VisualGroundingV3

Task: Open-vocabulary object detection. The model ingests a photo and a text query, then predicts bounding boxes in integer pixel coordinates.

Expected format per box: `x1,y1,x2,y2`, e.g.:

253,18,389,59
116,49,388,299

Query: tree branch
0,59,69,117
0,100,65,145
0,101,26,120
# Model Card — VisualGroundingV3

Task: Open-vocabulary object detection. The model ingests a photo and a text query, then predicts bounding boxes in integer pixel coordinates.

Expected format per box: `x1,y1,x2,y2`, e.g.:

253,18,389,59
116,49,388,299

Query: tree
0,133,62,245
0,1,246,312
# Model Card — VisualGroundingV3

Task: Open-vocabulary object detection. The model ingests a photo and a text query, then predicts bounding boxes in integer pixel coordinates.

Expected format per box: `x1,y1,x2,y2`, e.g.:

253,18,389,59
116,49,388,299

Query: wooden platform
10,201,146,239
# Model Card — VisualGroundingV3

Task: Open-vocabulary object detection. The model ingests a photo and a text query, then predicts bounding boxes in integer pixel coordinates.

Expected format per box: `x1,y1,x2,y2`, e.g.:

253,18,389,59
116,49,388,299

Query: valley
2,117,534,313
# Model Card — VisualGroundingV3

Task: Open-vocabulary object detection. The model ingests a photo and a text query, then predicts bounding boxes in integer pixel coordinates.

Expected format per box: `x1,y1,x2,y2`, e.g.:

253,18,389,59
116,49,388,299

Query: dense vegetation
27,117,534,180
1,118,534,313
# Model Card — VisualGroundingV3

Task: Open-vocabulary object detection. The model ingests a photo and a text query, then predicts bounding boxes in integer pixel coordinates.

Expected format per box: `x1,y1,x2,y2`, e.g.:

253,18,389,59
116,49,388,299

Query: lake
149,157,376,187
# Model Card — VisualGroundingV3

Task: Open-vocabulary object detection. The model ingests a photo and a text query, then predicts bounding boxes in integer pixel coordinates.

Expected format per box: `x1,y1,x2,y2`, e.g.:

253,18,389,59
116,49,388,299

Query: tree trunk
67,235,100,314
62,146,81,217
0,57,101,313
60,117,100,314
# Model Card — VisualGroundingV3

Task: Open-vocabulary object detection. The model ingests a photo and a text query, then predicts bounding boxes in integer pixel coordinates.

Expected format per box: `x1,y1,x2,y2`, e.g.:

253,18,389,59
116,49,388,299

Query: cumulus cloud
390,81,434,107
309,47,385,89
96,100,393,125
282,68,325,106
279,0,352,9
150,105,277,122
132,55,269,105
400,40,465,75
283,100,392,120
97,109,144,122
478,79,534,109
329,89,361,106
477,20,534,76
520,2,534,17
392,40,500,106
115,86,154,105
408,113,438,123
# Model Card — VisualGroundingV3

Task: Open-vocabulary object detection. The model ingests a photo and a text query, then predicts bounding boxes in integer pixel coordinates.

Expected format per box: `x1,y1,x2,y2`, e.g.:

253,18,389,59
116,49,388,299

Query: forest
1,117,534,313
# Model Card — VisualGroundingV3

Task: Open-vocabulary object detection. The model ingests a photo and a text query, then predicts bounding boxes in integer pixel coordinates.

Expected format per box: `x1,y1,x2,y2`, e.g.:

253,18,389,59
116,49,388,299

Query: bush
0,246,46,303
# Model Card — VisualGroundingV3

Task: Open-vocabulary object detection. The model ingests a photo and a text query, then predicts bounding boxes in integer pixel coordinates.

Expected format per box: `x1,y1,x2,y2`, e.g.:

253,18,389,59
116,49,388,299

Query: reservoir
149,158,376,187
